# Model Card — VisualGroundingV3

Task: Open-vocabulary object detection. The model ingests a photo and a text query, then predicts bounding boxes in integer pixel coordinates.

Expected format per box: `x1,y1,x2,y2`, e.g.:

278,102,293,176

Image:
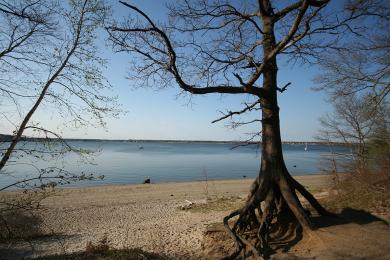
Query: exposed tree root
223,168,332,259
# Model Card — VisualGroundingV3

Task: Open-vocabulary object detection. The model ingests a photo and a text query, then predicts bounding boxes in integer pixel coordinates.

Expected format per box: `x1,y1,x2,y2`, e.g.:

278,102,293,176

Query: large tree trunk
260,14,312,231
223,14,331,259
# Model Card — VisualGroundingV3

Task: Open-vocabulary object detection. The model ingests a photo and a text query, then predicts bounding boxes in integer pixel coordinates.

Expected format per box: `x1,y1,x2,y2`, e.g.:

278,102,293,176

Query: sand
1,175,389,259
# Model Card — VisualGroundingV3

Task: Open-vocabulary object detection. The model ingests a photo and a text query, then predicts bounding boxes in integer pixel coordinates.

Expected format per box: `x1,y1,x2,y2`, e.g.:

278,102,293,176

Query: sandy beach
2,174,389,259
0,175,331,259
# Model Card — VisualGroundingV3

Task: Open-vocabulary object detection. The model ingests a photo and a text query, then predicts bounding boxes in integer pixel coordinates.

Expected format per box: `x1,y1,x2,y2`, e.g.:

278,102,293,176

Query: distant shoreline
0,134,346,145
1,174,331,195
0,172,334,192
55,172,333,191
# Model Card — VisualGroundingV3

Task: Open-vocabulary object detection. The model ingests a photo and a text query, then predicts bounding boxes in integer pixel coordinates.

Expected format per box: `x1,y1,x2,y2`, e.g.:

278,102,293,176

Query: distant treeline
0,134,346,146
0,134,13,142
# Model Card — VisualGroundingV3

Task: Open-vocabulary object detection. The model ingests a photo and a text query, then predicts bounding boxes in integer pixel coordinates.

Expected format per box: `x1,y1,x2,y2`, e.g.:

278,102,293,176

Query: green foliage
323,174,390,214
367,128,390,171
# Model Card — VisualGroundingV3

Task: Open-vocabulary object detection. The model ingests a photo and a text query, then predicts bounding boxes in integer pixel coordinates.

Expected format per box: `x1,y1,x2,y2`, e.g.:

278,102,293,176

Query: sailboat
304,143,308,151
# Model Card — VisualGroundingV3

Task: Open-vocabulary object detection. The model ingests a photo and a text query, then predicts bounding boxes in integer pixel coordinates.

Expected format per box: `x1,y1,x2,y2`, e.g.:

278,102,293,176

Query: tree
107,0,378,257
0,0,119,189
314,0,390,103
314,0,389,180
318,92,389,174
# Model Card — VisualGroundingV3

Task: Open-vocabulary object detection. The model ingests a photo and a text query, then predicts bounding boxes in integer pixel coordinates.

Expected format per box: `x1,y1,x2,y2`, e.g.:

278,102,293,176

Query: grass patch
322,188,390,213
321,174,390,214
188,196,245,213
35,248,169,260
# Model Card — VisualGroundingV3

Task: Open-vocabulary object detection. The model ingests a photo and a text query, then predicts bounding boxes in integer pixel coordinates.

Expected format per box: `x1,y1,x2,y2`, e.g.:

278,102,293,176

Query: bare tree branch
212,100,260,124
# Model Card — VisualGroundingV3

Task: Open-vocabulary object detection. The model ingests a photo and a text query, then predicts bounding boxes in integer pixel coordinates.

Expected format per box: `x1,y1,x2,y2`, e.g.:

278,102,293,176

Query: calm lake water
0,141,349,189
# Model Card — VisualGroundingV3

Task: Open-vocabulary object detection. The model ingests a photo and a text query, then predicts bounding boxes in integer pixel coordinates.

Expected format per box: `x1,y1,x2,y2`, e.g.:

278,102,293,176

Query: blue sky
30,0,332,141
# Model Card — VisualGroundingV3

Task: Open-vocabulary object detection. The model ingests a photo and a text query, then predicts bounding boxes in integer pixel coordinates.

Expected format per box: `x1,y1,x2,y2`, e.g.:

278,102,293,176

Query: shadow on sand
204,207,388,259
267,208,388,259
0,210,78,260
311,207,388,229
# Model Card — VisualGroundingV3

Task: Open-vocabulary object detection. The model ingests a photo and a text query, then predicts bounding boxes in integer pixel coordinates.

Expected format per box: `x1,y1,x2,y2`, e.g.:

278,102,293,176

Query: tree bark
260,14,312,230
222,13,333,259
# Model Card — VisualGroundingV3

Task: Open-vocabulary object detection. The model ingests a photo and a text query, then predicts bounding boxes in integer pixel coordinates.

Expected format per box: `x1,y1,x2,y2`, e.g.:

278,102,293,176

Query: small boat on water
304,143,308,151
139,146,144,150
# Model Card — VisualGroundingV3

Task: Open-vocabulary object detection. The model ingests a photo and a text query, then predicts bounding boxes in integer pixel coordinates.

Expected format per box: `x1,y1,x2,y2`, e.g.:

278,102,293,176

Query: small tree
0,0,119,189
314,0,389,214
314,0,389,175
317,93,389,213
0,0,120,245
314,0,389,102
367,120,390,173
318,93,389,174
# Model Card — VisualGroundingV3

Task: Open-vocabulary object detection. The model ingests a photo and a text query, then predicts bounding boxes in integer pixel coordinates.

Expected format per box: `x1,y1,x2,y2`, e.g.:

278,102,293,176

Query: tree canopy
0,0,119,188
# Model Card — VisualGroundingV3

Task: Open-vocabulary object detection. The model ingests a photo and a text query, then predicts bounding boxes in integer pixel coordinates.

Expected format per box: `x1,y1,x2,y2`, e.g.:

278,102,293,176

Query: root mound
202,208,390,259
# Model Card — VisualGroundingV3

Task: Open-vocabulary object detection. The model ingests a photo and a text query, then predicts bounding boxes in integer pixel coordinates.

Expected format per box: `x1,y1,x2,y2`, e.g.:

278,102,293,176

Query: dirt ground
203,207,390,259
